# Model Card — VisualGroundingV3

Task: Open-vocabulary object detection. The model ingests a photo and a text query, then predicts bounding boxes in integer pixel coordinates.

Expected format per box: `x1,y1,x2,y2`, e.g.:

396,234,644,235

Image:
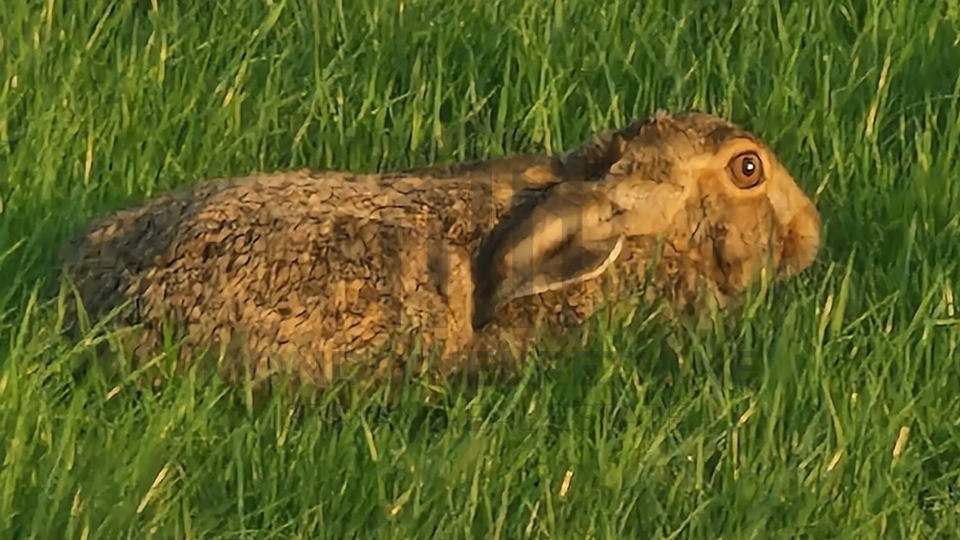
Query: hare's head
474,110,821,327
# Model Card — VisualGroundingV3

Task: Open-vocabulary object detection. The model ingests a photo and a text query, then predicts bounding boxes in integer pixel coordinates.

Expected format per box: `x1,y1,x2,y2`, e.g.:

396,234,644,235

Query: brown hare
58,110,821,390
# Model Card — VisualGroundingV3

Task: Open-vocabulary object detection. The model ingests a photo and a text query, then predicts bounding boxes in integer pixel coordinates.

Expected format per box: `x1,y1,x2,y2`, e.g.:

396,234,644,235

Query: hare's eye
728,152,765,189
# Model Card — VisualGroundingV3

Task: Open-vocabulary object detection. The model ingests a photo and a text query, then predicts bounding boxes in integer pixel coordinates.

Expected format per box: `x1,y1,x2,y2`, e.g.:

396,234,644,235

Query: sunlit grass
1,0,959,537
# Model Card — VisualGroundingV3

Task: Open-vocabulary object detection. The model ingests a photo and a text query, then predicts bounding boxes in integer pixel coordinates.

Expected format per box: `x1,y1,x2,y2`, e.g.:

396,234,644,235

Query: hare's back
62,170,483,382
166,217,473,381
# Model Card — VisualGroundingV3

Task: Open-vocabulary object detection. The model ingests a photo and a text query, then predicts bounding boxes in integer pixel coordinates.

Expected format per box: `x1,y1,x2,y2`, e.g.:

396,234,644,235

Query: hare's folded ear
559,129,630,181
472,182,626,328
558,115,658,181
494,234,624,299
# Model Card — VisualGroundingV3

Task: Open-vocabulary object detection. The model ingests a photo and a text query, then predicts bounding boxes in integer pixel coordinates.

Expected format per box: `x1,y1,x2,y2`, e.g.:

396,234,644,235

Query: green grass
2,0,960,537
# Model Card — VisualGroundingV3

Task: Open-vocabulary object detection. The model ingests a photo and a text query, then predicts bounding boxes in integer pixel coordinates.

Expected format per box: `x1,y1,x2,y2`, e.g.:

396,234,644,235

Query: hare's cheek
710,202,779,291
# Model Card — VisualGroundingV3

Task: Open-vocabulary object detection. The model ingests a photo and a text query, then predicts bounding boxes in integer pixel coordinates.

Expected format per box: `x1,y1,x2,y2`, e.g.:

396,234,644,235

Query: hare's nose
778,203,821,277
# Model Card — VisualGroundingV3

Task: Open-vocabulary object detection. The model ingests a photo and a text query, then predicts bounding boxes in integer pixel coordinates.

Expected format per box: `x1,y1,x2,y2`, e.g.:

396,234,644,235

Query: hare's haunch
59,111,821,389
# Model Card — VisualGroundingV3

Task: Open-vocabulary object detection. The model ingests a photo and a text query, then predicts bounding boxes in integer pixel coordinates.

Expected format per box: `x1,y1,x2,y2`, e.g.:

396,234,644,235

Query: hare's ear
559,129,630,181
559,115,658,180
472,182,626,328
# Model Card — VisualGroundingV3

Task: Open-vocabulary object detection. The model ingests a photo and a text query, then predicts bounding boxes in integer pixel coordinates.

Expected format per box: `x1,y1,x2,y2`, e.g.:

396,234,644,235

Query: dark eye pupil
741,158,756,176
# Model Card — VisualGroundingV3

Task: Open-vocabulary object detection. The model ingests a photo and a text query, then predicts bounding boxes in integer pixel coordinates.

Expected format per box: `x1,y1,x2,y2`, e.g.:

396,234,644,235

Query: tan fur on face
701,135,822,279
593,113,821,288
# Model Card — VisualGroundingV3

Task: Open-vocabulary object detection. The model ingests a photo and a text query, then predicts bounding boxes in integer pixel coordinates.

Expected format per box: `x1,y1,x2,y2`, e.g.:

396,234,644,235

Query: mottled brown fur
58,110,821,391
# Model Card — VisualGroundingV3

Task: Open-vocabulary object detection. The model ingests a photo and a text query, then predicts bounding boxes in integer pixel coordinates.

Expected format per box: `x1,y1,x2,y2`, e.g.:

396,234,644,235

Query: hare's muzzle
777,198,821,278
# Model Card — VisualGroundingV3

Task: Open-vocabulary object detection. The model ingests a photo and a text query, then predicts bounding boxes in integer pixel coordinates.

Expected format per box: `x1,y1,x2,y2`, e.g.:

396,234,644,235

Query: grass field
2,0,960,537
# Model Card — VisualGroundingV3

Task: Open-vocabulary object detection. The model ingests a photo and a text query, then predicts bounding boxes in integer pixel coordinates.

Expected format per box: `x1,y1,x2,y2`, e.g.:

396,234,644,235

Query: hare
58,110,821,390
